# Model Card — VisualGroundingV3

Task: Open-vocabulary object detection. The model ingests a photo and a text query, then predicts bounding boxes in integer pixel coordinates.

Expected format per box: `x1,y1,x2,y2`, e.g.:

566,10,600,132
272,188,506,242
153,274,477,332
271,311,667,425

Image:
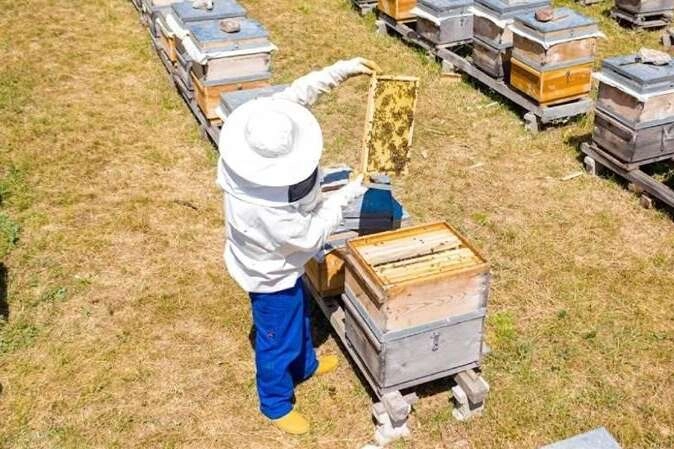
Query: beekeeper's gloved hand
344,57,383,76
332,174,367,207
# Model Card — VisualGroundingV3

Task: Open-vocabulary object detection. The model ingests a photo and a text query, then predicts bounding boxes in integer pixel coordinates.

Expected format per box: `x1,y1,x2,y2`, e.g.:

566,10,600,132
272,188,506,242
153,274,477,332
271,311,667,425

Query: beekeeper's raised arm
271,57,381,106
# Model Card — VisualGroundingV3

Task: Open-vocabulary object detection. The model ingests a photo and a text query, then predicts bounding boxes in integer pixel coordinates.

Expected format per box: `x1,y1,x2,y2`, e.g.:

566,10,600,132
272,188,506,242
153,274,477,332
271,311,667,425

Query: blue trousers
249,278,318,419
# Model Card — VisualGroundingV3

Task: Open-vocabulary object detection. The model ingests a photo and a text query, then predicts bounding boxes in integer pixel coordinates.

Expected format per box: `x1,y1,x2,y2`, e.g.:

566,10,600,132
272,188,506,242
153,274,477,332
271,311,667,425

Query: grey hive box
187,18,274,82
342,287,486,392
614,0,674,13
416,0,474,45
171,0,246,24
472,0,549,78
540,428,622,449
594,54,674,163
511,8,598,70
219,84,288,115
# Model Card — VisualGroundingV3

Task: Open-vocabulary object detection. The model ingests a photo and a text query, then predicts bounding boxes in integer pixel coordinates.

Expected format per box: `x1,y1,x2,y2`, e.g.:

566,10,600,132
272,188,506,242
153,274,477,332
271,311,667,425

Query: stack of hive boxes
160,0,277,123
471,0,550,80
509,8,601,106
413,0,474,47
613,0,674,23
593,53,674,164
341,222,490,393
141,0,181,37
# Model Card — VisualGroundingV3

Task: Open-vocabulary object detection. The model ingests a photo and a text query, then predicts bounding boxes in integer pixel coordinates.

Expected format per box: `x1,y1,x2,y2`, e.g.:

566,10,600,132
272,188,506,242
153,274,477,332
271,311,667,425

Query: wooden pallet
437,48,593,133
581,142,674,210
610,7,673,28
375,13,592,133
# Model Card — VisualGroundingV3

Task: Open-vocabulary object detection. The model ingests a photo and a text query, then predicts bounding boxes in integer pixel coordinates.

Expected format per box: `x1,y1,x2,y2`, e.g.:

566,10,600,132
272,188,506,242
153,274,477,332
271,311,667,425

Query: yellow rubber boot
314,355,339,376
271,409,310,435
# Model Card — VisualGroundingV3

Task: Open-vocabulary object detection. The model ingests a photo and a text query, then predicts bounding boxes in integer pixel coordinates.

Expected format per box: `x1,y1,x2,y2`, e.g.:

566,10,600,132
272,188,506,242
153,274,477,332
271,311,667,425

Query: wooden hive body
186,18,274,82
416,0,474,45
472,36,512,79
593,109,674,163
592,54,674,163
191,72,271,119
615,0,674,13
596,82,674,127
344,222,490,332
511,8,598,69
378,0,418,20
343,288,485,391
512,35,596,68
509,59,593,105
473,13,514,47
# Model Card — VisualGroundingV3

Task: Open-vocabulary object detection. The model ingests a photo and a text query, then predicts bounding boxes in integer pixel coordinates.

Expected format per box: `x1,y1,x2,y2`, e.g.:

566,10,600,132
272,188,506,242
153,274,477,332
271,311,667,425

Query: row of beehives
381,0,674,166
384,0,603,107
139,0,280,126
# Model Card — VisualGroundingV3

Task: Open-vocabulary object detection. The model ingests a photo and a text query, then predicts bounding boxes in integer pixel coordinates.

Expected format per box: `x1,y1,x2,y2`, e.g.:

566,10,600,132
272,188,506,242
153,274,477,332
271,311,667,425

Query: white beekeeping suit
217,58,379,293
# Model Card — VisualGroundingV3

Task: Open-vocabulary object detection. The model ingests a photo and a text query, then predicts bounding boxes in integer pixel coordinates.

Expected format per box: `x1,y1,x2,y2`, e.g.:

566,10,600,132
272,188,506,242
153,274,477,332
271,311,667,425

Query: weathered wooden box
473,11,513,47
510,58,593,105
615,0,674,13
414,0,473,45
472,36,511,79
472,0,551,48
186,19,274,82
191,72,271,119
170,0,246,24
344,222,490,332
511,8,599,69
596,82,674,127
378,0,418,20
343,287,486,392
593,109,674,163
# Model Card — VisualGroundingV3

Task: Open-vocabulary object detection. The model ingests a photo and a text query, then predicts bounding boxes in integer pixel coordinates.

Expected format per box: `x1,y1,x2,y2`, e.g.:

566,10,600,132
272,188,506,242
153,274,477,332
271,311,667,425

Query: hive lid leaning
171,0,246,23
419,0,473,13
474,0,550,19
602,54,674,94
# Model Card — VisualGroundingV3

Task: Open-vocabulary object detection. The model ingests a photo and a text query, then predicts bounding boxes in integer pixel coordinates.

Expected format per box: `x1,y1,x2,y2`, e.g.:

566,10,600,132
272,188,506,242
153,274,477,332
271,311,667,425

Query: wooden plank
361,75,419,175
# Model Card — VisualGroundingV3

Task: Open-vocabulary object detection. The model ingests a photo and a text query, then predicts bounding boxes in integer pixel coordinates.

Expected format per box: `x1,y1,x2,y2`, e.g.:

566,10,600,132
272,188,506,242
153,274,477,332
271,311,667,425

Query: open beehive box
344,221,490,332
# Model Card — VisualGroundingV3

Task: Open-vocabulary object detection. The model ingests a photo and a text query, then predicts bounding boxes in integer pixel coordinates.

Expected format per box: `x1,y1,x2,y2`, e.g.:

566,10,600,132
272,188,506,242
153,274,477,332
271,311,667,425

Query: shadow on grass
0,262,7,321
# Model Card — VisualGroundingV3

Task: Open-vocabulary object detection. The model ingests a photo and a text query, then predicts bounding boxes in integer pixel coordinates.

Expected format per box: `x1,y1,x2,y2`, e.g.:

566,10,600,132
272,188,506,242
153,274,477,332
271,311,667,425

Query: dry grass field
1,0,673,448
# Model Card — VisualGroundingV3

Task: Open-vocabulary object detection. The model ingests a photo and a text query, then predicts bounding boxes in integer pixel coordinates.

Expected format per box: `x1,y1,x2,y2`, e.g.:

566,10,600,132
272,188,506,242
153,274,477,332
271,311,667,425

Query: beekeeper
216,57,380,435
